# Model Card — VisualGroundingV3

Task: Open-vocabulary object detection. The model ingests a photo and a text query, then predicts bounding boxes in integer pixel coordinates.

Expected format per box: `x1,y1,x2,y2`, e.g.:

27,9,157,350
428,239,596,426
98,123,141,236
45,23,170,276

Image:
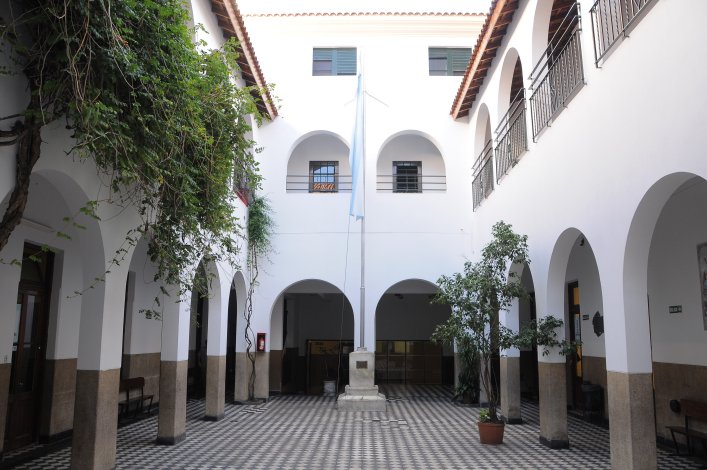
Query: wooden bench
118,377,154,419
667,399,707,456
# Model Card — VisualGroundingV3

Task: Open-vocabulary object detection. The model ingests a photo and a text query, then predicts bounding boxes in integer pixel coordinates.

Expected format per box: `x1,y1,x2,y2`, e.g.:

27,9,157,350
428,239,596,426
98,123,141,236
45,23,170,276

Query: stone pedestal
337,348,386,412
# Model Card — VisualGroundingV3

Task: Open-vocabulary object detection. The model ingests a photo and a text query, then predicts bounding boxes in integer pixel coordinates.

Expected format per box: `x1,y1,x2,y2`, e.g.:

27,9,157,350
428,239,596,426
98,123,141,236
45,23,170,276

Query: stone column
538,360,569,448
204,265,228,420
603,267,657,469
500,356,522,423
157,292,190,445
499,305,521,423
70,272,125,470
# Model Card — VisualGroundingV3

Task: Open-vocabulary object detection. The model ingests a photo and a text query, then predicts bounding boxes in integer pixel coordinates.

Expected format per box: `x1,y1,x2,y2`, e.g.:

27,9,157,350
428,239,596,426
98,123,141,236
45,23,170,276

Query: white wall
464,0,707,373
242,11,483,350
648,178,707,366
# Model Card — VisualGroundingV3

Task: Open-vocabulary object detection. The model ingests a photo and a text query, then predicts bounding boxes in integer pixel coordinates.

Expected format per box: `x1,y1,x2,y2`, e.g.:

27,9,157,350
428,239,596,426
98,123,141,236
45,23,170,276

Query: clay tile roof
242,12,485,18
209,0,278,120
450,0,520,120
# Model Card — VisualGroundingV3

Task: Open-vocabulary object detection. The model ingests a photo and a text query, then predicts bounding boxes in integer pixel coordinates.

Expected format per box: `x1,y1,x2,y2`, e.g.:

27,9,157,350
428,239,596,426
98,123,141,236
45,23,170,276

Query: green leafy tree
432,221,574,423
0,0,272,291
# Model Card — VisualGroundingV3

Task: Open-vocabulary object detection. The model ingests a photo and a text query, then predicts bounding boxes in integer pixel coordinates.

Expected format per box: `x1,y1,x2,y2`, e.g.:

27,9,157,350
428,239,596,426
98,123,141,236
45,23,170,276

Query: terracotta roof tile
209,0,278,120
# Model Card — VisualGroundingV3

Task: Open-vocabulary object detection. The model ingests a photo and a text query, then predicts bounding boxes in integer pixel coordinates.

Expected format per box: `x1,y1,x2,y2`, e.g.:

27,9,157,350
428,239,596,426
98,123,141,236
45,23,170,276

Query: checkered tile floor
4,385,705,469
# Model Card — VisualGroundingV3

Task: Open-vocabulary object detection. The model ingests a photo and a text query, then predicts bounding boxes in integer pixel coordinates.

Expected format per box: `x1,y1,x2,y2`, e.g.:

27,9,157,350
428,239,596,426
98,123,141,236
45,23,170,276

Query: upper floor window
393,161,421,193
428,47,471,76
313,48,357,76
310,161,339,192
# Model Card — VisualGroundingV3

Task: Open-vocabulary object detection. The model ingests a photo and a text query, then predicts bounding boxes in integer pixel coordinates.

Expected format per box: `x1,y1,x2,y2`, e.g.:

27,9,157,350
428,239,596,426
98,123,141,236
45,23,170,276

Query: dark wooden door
6,290,49,448
567,281,583,409
5,246,52,451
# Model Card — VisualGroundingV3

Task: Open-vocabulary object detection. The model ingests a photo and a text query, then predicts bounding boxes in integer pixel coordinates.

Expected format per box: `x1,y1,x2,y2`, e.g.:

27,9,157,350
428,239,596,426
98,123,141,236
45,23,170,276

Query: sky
237,0,492,15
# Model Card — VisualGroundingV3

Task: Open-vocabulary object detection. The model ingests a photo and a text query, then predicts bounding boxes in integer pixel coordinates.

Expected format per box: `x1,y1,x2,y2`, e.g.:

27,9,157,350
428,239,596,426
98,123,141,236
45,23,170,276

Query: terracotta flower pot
477,421,505,445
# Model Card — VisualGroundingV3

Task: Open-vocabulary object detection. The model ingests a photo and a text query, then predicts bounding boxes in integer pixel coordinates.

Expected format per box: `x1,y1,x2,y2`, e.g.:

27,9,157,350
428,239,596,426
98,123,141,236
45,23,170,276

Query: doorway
567,281,583,409
5,244,53,451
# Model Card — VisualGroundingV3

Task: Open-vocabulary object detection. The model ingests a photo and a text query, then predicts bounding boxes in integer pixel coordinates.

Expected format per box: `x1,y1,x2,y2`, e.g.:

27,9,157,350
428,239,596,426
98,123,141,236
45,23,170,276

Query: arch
531,0,555,68
623,172,705,372
287,130,350,157
286,132,352,193
376,134,446,193
269,278,355,395
375,278,453,385
226,270,246,394
497,47,525,120
474,103,492,157
377,130,445,161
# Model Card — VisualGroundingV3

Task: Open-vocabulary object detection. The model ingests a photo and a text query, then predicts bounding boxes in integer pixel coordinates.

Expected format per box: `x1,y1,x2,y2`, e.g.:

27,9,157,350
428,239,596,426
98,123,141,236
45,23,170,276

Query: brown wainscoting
40,358,77,441
582,355,608,418
653,361,707,440
122,352,161,403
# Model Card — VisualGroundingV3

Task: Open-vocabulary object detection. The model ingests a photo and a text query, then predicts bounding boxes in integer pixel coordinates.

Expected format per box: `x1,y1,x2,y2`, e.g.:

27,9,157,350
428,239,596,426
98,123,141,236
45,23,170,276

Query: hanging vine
0,0,273,293
244,194,274,401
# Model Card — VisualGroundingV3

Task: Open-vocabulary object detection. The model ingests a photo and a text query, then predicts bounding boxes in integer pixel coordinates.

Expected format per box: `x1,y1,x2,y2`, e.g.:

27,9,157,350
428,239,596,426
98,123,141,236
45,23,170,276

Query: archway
495,49,527,181
473,104,494,208
376,132,446,193
625,174,707,453
374,279,453,386
226,271,246,396
269,279,354,395
286,132,351,193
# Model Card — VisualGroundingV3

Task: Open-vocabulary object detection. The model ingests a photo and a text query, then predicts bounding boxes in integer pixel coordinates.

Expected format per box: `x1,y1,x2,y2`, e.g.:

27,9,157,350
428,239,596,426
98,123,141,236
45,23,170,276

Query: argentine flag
349,73,364,219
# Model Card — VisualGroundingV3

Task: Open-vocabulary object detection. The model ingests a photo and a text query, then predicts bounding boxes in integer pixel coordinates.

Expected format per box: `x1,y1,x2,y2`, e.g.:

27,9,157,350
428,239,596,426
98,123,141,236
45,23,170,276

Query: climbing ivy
0,0,272,291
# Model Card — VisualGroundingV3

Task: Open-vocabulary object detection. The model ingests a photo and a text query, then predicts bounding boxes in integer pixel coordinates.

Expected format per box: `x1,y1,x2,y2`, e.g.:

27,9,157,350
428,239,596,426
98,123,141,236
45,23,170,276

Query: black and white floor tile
3,385,705,469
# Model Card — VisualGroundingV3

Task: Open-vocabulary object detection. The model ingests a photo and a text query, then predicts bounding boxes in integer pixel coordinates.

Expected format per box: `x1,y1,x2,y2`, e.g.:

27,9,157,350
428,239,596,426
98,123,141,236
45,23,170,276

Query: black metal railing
286,174,352,193
472,140,494,210
590,0,656,65
529,2,584,141
376,174,446,193
494,88,527,183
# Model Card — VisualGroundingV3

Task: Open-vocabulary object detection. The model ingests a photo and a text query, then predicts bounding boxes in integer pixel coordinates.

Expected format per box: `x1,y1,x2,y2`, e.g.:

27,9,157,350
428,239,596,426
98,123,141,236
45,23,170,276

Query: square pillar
157,292,190,444
607,373,656,469
500,356,522,424
538,361,569,449
205,355,226,420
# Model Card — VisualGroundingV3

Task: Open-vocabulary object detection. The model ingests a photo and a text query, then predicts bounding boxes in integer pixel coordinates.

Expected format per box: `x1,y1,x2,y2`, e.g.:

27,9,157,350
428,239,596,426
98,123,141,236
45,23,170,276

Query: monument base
336,348,386,412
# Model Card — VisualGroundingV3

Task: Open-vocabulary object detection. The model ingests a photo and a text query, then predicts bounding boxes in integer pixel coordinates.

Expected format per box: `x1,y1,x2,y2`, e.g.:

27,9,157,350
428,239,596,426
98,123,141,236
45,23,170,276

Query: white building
0,0,705,469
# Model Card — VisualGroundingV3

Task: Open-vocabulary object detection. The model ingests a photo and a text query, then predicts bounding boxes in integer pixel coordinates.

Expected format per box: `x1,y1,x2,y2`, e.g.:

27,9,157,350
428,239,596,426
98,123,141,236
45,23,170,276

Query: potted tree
432,221,572,445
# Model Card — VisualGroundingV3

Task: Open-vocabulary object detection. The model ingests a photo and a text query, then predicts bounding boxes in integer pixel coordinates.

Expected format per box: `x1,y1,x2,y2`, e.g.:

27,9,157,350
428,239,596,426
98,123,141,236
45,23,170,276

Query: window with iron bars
393,161,422,193
309,161,339,193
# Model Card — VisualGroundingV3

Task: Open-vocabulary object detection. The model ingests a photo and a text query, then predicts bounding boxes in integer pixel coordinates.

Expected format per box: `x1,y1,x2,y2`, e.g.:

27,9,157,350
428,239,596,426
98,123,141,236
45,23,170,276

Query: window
313,48,357,76
309,161,338,192
393,161,421,193
428,48,471,76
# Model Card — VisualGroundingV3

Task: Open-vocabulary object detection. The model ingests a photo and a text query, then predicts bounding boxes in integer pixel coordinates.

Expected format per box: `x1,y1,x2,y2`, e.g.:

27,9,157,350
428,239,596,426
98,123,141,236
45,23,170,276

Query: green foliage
432,221,575,423
247,195,274,262
478,408,490,423
452,337,480,403
1,0,272,289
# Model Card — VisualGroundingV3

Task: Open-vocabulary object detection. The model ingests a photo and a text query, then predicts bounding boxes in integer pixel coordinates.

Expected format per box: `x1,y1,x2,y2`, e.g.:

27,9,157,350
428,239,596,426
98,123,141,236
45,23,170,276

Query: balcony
285,174,352,193
590,0,656,65
529,2,584,141
376,174,446,193
472,140,494,210
494,88,528,183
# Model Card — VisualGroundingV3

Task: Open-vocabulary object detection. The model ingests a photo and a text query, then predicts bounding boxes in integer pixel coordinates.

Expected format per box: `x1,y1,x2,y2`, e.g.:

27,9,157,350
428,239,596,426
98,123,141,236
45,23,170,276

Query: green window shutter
333,48,356,75
313,48,356,76
450,48,471,76
429,47,471,76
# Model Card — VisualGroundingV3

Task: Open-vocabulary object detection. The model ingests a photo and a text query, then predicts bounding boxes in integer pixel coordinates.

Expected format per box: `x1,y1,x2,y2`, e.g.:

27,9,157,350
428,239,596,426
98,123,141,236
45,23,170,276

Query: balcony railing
590,0,656,65
286,174,352,193
472,140,494,210
376,174,446,193
529,2,584,141
494,88,528,183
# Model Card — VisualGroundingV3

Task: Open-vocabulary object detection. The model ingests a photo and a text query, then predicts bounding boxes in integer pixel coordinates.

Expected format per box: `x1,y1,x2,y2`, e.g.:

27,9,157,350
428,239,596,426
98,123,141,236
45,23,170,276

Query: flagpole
359,70,366,350
359,55,366,351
